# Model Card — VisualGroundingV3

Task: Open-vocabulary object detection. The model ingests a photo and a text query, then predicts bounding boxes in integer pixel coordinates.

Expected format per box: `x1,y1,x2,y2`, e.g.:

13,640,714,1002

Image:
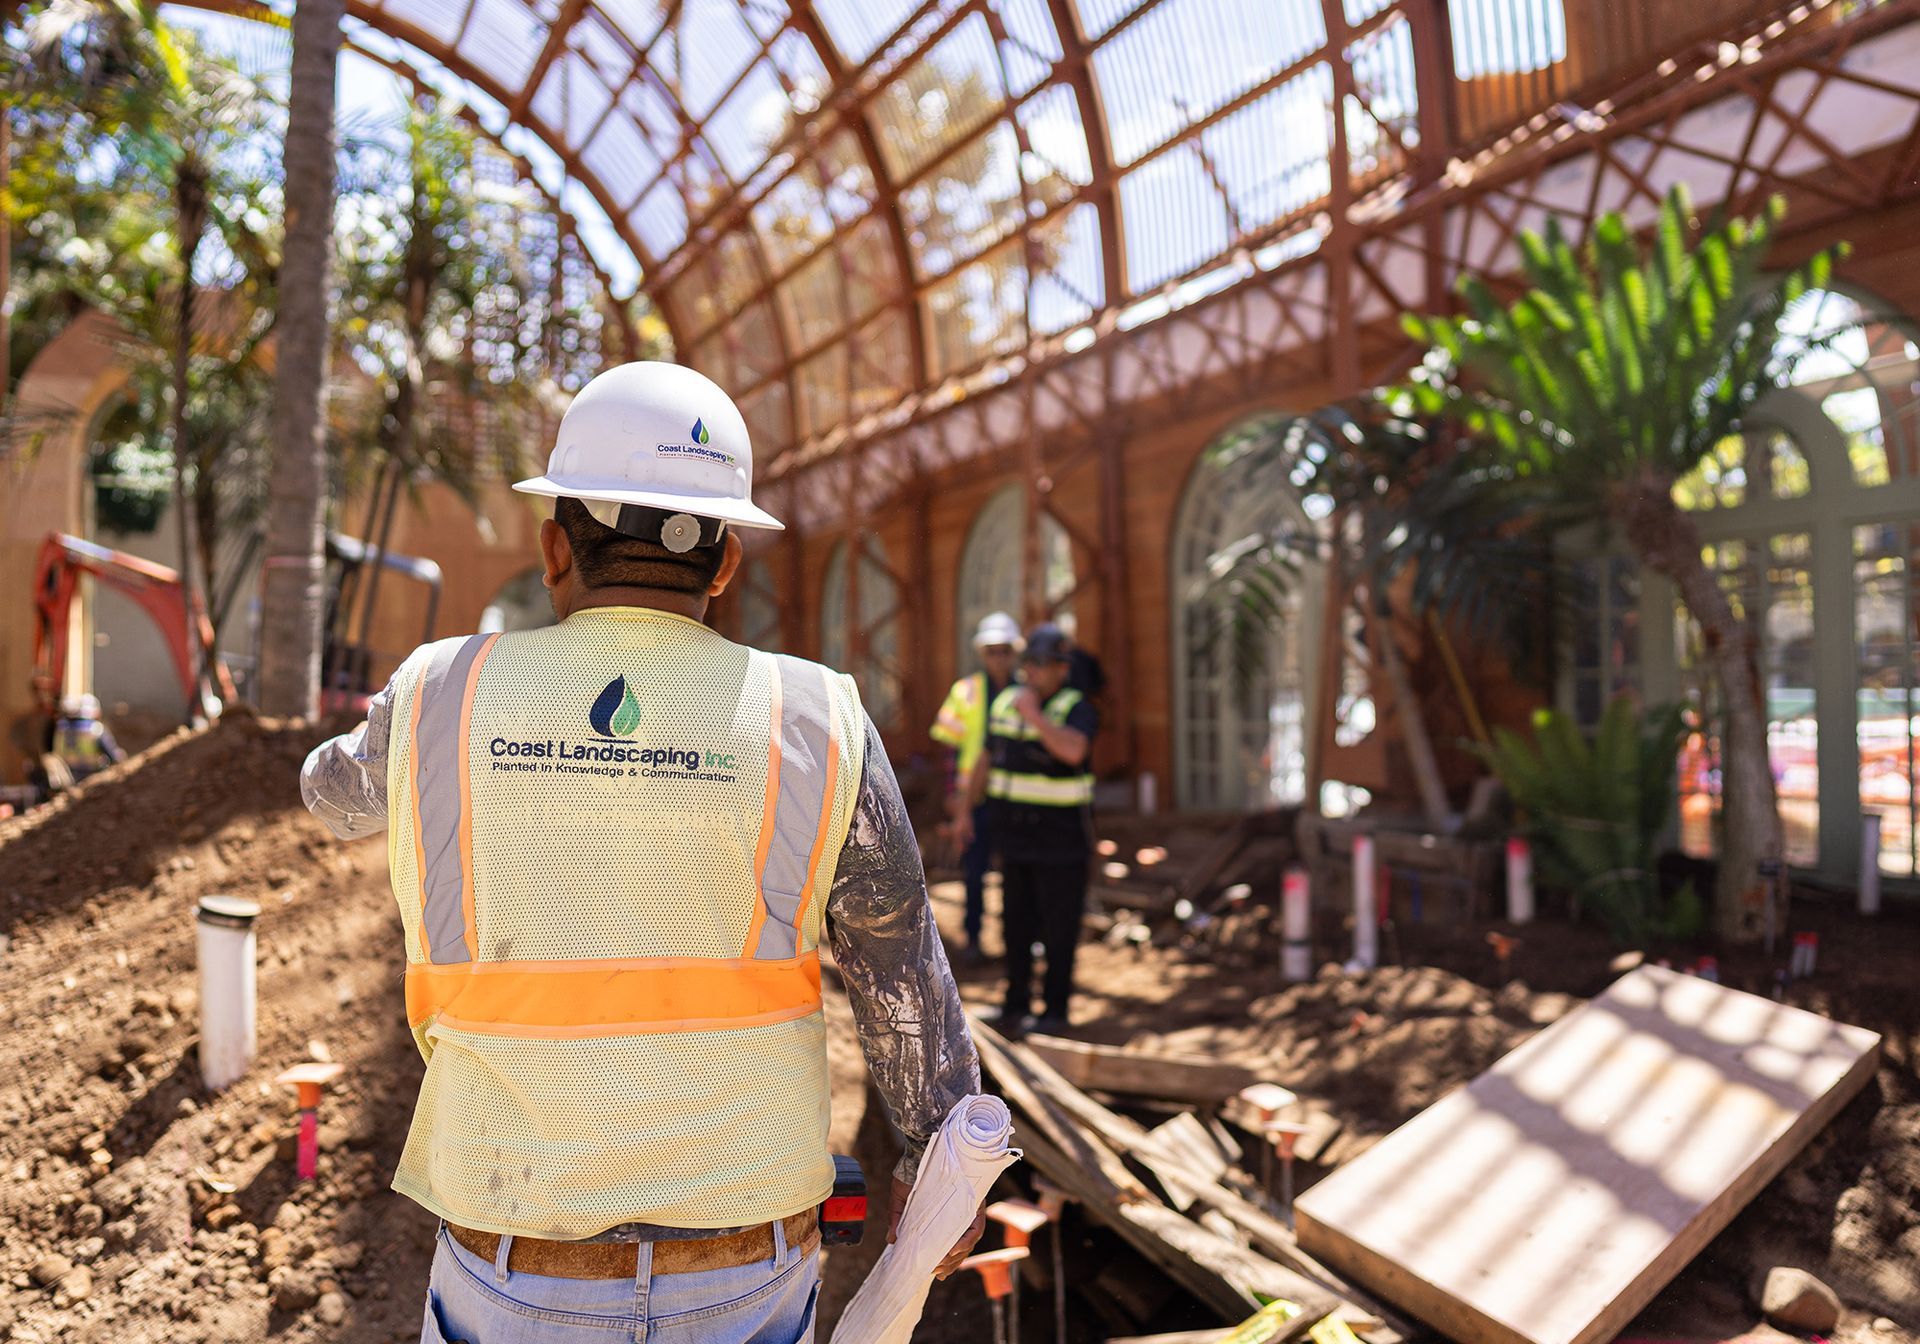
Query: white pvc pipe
197,895,260,1091
1351,835,1378,971
1860,813,1882,916
1505,837,1535,926
1282,866,1312,983
1138,772,1157,816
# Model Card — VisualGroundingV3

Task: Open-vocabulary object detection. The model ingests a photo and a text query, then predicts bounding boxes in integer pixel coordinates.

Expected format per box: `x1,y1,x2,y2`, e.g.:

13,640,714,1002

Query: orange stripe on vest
405,952,823,1037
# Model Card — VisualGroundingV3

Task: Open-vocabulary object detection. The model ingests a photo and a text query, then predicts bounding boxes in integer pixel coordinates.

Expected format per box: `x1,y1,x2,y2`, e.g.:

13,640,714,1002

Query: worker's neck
569,587,710,622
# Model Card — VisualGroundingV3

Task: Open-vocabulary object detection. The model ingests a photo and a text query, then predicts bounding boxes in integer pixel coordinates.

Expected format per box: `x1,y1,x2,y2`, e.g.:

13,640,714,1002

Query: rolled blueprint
831,1094,1021,1344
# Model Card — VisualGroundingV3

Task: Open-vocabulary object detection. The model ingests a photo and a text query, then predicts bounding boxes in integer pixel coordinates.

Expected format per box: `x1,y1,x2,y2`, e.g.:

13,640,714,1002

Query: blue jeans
421,1224,821,1344
961,803,993,946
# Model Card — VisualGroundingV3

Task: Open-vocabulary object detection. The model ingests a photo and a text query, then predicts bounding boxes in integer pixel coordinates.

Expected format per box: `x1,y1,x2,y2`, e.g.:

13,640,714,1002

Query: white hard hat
972,611,1024,650
513,361,783,535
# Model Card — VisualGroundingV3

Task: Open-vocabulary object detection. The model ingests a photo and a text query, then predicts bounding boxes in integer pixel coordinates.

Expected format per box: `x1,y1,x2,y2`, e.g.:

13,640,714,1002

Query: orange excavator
24,529,440,772
29,532,234,723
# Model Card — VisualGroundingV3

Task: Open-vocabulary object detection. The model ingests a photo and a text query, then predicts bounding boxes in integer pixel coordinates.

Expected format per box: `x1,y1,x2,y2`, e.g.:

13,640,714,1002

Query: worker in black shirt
960,623,1096,1036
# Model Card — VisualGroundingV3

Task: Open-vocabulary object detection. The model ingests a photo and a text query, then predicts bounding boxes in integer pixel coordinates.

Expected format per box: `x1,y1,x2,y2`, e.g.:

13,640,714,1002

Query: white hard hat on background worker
972,611,1023,651
513,360,785,543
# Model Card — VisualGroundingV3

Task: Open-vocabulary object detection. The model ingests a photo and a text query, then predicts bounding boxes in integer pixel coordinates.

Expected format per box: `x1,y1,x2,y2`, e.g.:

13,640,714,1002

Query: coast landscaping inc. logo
589,675,643,738
692,417,710,445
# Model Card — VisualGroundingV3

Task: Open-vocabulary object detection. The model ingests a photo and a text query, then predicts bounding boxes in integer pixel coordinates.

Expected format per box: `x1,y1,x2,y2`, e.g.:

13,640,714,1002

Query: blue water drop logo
589,675,643,737
692,418,711,445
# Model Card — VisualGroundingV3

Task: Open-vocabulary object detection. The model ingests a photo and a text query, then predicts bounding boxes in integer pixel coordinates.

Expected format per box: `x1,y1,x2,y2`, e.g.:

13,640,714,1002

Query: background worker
960,622,1096,1036
928,612,1021,966
300,362,983,1344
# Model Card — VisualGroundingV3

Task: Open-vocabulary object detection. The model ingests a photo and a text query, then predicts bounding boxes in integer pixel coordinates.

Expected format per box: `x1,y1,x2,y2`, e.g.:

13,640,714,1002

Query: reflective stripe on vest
987,770,1094,806
745,655,844,962
985,684,1093,808
404,643,835,1033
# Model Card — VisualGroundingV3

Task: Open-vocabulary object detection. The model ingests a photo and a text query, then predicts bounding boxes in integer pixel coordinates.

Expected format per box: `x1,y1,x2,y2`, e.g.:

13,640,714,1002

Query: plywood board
1295,966,1881,1344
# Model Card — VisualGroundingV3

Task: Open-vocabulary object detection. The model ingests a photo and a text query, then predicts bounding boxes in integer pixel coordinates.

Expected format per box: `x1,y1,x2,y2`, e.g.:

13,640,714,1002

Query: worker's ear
539,517,572,590
707,531,743,598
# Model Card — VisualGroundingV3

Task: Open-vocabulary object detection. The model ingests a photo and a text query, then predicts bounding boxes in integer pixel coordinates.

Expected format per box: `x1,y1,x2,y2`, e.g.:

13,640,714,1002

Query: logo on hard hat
588,675,644,738
692,418,711,445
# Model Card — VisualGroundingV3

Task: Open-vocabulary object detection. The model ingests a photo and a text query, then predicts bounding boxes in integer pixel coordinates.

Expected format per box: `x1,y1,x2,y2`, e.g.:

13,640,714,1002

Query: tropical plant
1196,400,1562,829
258,0,344,719
1398,185,1844,941
1479,695,1702,946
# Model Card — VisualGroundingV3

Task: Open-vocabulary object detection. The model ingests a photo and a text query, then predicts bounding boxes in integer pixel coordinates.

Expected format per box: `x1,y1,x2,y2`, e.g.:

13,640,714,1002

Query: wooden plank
1295,966,1883,1344
1025,1032,1260,1105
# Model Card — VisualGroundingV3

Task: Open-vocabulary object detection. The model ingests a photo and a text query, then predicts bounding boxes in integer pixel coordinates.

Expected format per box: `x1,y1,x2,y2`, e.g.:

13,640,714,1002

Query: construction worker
300,362,983,1343
929,611,1021,965
959,622,1096,1037
49,694,125,783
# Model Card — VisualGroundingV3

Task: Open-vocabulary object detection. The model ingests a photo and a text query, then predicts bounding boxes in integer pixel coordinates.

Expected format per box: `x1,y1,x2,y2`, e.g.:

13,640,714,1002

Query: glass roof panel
601,0,669,52
622,81,686,165
582,104,664,204
572,10,634,87
997,0,1063,95
1016,83,1093,198
531,51,615,149
1030,201,1104,333
782,248,850,350
1092,0,1327,166
926,243,1030,377
703,59,793,180
841,214,903,319
374,0,466,49
740,0,794,44
899,120,1025,278
458,0,551,93
1072,0,1148,42
849,307,915,415
871,14,1007,180
674,0,768,120
814,0,920,64
1118,63,1332,290
630,176,689,258
752,162,839,270
796,339,851,438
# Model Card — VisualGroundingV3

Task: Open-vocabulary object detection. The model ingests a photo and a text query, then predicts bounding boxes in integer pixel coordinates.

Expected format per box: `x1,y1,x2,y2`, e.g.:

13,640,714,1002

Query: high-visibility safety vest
985,685,1093,808
382,607,864,1237
930,672,992,777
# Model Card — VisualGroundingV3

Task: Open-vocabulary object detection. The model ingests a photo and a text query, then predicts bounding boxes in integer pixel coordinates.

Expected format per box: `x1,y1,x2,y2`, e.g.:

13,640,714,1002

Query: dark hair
554,496,727,594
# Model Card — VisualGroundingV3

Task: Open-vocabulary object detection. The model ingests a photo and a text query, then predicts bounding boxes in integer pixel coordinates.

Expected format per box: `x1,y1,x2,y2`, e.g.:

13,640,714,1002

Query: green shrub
1478,694,1700,945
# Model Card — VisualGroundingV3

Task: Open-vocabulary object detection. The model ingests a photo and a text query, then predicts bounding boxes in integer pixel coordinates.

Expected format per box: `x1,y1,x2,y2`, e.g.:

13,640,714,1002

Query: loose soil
0,722,1912,1342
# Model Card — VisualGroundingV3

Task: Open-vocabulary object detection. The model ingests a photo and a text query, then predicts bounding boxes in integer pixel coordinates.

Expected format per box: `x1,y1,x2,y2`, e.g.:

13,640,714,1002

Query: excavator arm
30,533,233,717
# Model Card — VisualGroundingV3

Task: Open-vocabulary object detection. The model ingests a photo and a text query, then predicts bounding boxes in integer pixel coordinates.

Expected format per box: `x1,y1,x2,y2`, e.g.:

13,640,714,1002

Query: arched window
820,535,902,732
478,567,555,634
954,484,1075,660
1170,418,1328,811
1635,286,1920,877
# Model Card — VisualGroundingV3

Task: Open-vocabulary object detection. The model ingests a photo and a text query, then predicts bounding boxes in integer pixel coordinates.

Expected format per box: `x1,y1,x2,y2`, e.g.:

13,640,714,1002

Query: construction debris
1294,967,1883,1344
969,1014,1411,1341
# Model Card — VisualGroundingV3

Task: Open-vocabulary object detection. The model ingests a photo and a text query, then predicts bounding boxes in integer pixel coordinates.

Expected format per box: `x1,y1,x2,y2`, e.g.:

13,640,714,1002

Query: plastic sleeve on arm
826,714,981,1184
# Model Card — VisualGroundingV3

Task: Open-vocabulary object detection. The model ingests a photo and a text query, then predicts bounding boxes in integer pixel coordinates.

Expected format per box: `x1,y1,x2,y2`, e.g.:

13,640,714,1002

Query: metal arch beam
505,0,590,123
786,2,931,392
1044,0,1123,308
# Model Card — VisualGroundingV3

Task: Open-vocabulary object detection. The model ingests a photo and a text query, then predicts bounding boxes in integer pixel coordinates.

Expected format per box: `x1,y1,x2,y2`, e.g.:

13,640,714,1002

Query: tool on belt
820,1154,867,1246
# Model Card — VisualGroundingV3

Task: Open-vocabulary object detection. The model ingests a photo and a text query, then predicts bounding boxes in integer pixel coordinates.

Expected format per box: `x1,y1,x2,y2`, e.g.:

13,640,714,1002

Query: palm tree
258,0,344,719
1400,186,1845,940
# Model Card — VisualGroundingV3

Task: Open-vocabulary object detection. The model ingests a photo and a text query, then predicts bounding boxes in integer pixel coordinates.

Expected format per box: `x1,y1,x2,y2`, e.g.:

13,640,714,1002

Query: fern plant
1480,695,1701,946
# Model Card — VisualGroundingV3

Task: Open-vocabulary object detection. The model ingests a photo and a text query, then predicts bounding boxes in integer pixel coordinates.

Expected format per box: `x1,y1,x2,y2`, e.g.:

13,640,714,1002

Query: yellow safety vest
382,607,863,1236
930,672,991,777
986,685,1094,808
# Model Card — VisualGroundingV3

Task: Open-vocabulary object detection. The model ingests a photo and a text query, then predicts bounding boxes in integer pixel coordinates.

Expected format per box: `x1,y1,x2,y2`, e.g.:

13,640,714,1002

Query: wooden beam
1020,1034,1259,1107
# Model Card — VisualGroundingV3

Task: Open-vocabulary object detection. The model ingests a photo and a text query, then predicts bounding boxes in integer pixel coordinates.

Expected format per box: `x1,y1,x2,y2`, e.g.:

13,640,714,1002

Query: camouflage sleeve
298,655,414,840
826,714,982,1185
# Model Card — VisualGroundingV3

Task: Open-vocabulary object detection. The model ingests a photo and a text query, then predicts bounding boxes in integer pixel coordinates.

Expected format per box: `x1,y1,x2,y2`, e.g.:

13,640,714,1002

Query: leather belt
447,1210,819,1280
